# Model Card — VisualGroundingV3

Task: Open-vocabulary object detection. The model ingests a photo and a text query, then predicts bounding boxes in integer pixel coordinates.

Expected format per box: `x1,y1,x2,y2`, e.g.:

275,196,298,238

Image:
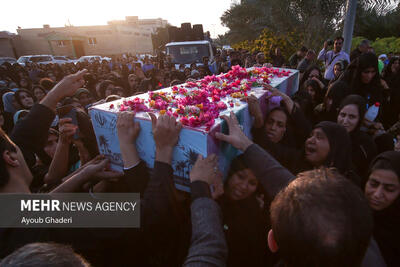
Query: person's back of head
0,242,90,267
269,168,373,267
359,39,370,53
39,78,54,91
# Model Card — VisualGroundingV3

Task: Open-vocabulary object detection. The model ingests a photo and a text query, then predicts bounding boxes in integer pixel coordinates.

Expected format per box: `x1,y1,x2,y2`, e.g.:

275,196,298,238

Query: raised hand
53,69,88,98
82,155,123,182
190,154,218,185
246,95,264,128
149,113,182,164
117,111,141,145
264,85,294,113
59,118,77,144
215,112,253,152
117,111,141,168
41,69,88,111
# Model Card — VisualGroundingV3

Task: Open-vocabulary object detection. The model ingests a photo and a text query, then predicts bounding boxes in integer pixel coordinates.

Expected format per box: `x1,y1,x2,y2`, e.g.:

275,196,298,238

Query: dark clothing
243,144,385,267
252,104,312,152
219,195,271,267
142,161,191,266
288,53,302,69
369,151,400,267
183,197,228,267
269,50,285,67
297,58,311,73
383,72,400,126
0,161,150,266
11,104,55,169
350,131,378,183
350,48,363,63
256,120,360,185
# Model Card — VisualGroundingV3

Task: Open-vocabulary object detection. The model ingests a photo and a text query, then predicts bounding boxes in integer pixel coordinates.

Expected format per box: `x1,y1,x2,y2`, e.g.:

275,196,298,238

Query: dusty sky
1,0,234,37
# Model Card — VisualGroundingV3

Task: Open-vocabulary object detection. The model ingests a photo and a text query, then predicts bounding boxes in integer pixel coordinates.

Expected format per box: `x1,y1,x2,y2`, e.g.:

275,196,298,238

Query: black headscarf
340,53,384,110
338,94,366,132
339,95,377,181
320,81,352,122
314,121,356,181
218,155,272,267
374,133,395,154
369,151,400,267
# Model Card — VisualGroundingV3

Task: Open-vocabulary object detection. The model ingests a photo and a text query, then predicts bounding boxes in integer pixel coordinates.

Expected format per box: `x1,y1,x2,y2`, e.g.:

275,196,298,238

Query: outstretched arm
215,112,295,199
184,154,227,267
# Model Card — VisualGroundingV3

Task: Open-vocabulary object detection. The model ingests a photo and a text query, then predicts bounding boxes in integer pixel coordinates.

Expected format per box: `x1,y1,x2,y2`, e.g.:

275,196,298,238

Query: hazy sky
1,0,234,37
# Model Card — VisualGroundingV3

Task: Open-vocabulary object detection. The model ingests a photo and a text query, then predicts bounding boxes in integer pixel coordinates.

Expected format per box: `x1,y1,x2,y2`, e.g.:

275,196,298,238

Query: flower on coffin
217,101,227,110
119,97,150,112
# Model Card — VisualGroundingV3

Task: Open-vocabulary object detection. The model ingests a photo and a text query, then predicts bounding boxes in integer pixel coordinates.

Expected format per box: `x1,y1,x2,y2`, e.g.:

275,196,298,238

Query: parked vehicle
53,56,71,64
76,55,111,64
0,57,17,65
17,55,70,66
166,40,214,69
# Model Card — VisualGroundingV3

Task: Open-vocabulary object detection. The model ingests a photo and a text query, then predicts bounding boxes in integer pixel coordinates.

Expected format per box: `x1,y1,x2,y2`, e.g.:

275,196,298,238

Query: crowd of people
0,36,400,267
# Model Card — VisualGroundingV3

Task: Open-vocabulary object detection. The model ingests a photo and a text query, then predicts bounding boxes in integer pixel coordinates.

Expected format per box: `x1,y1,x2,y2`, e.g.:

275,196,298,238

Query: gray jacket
183,197,227,267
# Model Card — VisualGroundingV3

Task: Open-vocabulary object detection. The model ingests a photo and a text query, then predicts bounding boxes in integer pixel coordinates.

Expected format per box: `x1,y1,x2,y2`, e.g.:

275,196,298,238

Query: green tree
354,2,400,40
222,0,399,49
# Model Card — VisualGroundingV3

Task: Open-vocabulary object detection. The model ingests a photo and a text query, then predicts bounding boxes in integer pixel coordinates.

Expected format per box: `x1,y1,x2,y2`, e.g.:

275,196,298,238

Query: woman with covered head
314,81,352,123
264,119,360,185
32,85,47,102
214,154,275,267
339,52,388,128
337,95,377,180
382,56,400,126
299,64,326,93
248,86,313,153
249,86,359,184
364,151,400,267
14,89,35,110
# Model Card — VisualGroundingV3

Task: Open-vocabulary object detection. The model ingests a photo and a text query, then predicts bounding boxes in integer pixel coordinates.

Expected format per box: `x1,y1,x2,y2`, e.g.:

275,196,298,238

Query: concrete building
0,31,19,58
15,16,168,58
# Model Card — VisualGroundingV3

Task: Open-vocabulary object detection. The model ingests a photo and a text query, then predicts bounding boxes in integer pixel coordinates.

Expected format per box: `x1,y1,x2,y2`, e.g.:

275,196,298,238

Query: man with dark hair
318,36,350,81
214,112,385,267
0,242,91,267
350,39,371,62
268,168,373,267
289,46,308,69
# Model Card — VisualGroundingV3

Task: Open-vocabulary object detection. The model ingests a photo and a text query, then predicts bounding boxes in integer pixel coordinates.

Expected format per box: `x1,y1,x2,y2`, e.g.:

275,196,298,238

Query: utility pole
342,0,358,54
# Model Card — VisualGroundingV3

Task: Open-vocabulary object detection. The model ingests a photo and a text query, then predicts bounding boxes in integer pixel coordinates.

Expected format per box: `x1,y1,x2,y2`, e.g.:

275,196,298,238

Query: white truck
166,40,214,69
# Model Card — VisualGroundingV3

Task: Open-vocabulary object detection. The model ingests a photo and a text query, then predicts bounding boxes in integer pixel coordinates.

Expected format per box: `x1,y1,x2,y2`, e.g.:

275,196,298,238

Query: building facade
14,16,168,58
0,31,20,58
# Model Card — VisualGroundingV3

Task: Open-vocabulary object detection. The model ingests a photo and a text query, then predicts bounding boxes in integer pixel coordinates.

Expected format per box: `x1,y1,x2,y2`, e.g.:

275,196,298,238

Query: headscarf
314,121,353,175
374,133,395,154
13,110,29,125
321,81,352,122
339,95,377,181
14,89,34,109
2,92,17,114
340,53,383,104
369,151,400,267
338,94,367,132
